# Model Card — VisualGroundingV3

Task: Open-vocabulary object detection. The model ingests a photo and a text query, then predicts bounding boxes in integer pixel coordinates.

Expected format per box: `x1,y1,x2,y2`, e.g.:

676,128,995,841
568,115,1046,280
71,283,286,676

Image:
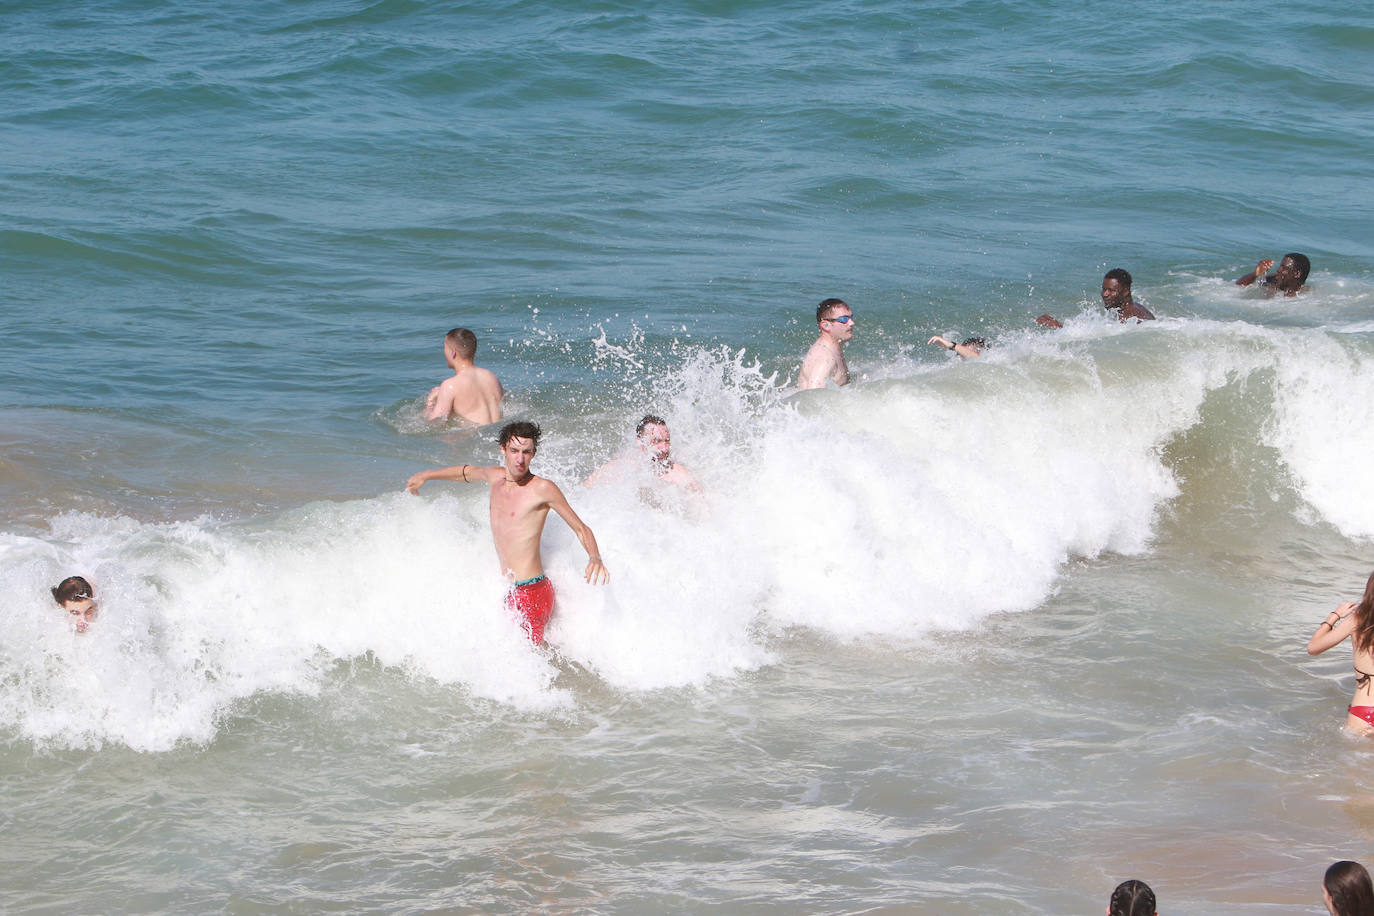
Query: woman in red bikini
1308,571,1374,733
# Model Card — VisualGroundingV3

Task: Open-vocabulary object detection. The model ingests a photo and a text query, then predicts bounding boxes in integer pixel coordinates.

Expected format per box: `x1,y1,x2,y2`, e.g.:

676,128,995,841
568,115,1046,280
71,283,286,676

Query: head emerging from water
1108,879,1156,916
635,414,672,467
1101,268,1133,310
1275,252,1311,293
498,421,541,480
51,575,97,633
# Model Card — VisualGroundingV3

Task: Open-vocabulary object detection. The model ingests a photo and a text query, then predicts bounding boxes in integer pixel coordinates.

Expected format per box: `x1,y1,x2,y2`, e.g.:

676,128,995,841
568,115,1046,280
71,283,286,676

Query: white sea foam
1267,329,1374,539
7,317,1374,749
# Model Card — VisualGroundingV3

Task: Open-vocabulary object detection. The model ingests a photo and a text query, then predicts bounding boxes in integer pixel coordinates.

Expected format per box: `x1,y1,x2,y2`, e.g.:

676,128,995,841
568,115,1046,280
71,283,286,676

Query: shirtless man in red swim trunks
405,421,609,643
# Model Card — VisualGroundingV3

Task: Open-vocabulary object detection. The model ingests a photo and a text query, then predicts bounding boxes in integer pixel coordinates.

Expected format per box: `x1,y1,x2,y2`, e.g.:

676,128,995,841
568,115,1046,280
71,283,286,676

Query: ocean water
3,0,1374,911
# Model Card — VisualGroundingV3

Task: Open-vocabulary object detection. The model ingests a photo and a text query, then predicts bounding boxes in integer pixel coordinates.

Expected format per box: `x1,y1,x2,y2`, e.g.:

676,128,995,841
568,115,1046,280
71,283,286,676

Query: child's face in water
61,597,97,632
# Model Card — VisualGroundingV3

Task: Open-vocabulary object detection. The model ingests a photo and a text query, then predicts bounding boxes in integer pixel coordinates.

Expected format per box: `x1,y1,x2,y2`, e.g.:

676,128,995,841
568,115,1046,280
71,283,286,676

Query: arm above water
542,479,609,584
424,379,457,420
929,335,981,359
406,463,501,493
1308,601,1358,655
1236,259,1275,287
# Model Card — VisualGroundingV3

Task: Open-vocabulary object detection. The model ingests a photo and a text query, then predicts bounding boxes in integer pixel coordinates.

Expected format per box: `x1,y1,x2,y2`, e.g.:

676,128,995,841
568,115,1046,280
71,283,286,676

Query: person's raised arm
406,464,500,494
542,481,609,584
1308,601,1358,655
1236,259,1274,288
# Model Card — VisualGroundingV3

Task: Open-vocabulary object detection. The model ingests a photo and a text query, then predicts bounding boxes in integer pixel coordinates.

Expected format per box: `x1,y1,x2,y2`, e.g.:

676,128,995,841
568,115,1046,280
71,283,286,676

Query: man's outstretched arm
406,464,500,493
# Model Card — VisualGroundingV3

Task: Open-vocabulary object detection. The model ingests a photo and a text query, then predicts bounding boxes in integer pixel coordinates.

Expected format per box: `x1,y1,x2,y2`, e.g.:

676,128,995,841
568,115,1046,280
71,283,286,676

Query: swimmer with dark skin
1035,269,1153,328
1100,268,1155,322
1236,252,1310,296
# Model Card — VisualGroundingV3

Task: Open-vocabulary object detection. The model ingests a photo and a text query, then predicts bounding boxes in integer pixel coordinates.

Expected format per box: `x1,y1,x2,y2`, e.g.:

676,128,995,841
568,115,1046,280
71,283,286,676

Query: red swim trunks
1349,706,1374,727
506,575,555,644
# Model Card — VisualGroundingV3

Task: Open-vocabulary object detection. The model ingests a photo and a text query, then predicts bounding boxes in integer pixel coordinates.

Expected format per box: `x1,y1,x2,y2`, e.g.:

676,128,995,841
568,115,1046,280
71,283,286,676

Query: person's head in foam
51,575,97,633
1108,879,1156,916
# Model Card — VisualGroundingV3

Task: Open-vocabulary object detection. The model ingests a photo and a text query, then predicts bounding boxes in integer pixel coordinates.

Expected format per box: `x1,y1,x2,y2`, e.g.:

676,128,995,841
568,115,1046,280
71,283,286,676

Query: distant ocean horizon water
3,0,1373,912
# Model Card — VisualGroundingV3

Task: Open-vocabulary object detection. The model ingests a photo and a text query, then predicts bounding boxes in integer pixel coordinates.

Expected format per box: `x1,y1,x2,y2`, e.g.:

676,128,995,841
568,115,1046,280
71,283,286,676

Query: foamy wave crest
0,500,575,752
1267,327,1374,539
572,333,1208,640
9,320,1374,750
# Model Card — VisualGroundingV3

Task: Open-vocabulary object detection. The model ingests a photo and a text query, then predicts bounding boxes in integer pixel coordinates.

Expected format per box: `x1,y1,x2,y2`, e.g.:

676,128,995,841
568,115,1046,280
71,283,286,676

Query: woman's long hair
1109,879,1155,916
1325,860,1374,916
1353,572,1374,655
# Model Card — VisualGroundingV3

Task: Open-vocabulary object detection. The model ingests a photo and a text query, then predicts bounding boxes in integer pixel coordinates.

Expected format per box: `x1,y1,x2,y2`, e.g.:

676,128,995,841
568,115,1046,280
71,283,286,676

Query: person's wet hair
1109,879,1155,916
445,327,478,360
1283,252,1311,284
816,297,849,323
51,576,94,606
1325,860,1374,915
1348,571,1374,656
498,421,541,448
1104,267,1132,289
636,414,667,437
960,337,988,350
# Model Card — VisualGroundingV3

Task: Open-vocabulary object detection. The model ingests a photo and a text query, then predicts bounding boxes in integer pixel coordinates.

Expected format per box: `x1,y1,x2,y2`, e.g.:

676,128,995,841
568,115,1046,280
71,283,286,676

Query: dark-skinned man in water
1100,267,1155,322
1235,252,1310,296
406,421,609,644
1036,267,1154,328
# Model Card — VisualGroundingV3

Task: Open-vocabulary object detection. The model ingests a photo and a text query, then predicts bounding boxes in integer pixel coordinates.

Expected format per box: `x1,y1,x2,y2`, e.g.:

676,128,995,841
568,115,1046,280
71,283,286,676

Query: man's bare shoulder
453,365,504,397
513,474,563,502
1121,301,1156,321
584,455,630,487
437,374,467,395
663,462,702,491
537,473,570,494
798,339,834,389
470,464,505,483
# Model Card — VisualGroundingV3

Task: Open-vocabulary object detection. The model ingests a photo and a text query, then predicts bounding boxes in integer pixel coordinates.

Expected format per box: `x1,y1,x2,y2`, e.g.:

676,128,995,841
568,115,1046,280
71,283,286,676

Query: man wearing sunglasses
797,298,855,390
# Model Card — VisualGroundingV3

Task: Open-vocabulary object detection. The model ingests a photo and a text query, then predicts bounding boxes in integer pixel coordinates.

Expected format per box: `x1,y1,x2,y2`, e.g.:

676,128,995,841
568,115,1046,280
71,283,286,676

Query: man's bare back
426,365,505,425
424,327,505,425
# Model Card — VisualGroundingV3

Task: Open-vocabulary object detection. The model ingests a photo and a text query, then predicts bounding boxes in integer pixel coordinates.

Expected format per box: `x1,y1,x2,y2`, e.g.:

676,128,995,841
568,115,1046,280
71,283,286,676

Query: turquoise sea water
3,1,1374,912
